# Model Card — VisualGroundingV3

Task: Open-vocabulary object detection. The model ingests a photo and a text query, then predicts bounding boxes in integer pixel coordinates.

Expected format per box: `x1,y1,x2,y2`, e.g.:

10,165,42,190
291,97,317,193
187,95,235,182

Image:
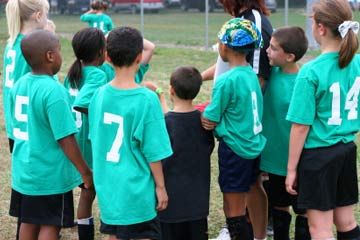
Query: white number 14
328,77,360,125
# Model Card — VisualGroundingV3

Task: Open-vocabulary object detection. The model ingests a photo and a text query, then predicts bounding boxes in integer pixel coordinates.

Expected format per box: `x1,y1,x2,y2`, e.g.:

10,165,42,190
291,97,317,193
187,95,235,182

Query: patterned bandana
218,18,263,49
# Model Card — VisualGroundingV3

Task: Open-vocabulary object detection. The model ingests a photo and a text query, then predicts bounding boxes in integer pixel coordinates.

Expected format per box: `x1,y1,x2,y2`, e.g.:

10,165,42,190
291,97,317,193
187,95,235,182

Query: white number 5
104,112,124,163
13,95,29,141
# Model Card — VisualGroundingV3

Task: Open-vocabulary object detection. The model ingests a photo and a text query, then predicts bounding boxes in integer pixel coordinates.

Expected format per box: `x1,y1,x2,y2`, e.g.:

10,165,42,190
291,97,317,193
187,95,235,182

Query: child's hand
285,170,298,195
155,186,168,211
143,81,158,92
201,116,217,130
82,171,94,190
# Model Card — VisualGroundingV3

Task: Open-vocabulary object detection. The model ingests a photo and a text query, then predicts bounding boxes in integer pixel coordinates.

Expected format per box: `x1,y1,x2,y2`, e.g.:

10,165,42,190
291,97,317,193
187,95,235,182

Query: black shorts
161,218,208,240
9,189,75,227
218,140,260,193
297,142,358,211
268,173,305,214
8,138,14,153
100,217,161,240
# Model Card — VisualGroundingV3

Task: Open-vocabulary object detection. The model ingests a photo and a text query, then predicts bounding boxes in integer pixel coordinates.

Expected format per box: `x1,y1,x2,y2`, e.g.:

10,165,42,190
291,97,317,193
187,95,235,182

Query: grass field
0,8,360,239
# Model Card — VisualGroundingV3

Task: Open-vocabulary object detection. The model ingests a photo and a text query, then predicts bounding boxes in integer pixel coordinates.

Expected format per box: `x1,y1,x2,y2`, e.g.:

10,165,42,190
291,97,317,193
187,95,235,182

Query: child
9,29,93,240
88,26,172,240
153,66,215,240
63,27,106,240
202,18,266,240
3,0,49,154
260,26,310,240
80,0,114,35
285,0,360,239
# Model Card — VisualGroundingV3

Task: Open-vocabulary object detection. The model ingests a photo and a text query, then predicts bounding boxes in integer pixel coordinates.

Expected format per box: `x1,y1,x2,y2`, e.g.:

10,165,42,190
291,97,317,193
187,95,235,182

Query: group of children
2,0,360,240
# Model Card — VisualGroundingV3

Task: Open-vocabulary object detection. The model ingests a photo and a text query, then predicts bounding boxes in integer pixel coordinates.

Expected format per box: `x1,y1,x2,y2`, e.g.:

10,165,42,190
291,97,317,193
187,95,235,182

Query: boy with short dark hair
9,29,93,240
155,66,215,240
88,26,172,240
261,26,310,240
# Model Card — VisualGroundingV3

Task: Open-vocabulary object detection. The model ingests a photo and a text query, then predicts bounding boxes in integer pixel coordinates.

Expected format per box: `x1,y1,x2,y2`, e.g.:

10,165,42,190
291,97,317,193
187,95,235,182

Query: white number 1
251,91,262,135
69,88,82,128
328,77,360,125
104,112,124,163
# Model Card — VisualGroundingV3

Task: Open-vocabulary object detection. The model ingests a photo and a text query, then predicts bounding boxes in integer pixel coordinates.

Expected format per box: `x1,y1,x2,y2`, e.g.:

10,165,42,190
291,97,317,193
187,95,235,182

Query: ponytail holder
338,21,359,38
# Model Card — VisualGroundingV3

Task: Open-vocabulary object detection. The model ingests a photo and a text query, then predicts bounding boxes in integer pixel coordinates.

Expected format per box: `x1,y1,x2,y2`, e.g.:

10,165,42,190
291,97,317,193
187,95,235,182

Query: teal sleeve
203,79,230,123
46,89,78,140
286,72,316,125
74,71,107,109
80,13,95,23
137,93,173,162
135,64,150,84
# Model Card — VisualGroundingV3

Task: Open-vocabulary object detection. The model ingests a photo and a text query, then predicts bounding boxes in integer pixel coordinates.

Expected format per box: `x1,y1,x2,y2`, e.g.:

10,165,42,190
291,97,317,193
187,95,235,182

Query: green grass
0,8,360,239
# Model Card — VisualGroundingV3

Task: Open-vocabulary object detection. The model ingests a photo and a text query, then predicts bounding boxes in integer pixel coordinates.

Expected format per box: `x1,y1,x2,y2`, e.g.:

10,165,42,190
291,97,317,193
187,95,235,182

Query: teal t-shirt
261,67,297,176
2,34,31,138
9,73,81,195
204,66,266,159
98,62,150,84
287,53,360,148
88,84,173,225
64,66,107,168
80,13,114,34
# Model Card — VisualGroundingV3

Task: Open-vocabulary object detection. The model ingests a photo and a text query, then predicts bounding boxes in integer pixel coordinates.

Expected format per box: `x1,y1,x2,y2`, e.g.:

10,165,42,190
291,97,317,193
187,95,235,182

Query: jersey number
104,112,124,163
93,22,105,32
5,49,16,88
251,91,262,134
13,96,29,140
69,88,82,128
328,77,360,125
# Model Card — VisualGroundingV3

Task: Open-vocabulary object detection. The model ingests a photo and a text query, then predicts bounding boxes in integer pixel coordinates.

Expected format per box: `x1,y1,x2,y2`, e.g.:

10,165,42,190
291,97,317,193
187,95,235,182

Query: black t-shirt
239,9,273,80
158,110,215,223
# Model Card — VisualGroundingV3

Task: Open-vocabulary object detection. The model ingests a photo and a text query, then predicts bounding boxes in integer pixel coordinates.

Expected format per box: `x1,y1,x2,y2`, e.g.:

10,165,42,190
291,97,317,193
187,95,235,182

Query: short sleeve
139,94,173,162
203,78,230,123
135,64,150,84
74,71,107,109
80,13,95,23
46,87,78,140
286,69,316,125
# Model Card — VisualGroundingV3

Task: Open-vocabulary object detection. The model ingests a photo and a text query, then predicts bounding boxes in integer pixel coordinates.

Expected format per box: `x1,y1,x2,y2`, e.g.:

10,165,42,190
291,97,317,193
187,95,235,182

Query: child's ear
169,85,175,96
317,23,327,36
286,53,296,63
46,51,54,63
135,52,143,65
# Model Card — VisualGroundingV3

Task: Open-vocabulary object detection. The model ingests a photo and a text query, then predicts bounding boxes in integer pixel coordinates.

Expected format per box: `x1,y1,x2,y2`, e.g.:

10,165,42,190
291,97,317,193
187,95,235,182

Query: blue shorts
218,140,260,193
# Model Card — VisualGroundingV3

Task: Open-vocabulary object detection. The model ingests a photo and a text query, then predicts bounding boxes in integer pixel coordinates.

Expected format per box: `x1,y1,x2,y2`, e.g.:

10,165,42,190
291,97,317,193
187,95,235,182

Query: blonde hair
313,0,359,68
6,0,50,45
45,19,56,33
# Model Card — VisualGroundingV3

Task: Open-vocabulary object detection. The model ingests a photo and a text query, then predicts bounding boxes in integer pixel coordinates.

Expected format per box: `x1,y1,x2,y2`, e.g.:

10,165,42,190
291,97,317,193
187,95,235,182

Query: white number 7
104,112,124,163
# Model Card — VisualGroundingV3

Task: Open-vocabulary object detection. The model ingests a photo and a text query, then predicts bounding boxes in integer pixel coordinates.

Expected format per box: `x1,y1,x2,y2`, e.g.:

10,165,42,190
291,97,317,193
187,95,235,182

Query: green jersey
64,66,107,168
287,53,360,148
204,66,266,159
98,62,150,84
9,73,81,195
80,13,114,34
2,34,31,138
89,84,172,225
261,67,297,176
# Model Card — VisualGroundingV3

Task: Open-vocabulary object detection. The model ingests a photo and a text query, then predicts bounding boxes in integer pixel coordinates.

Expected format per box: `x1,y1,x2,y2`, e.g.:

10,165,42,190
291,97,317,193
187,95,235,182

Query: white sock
77,216,94,225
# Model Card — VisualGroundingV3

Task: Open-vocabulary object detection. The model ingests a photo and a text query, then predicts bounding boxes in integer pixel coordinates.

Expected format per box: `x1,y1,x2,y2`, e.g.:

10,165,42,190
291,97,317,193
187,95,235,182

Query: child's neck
172,98,195,113
32,68,54,76
111,65,139,89
320,37,341,54
227,53,248,68
21,21,39,35
83,59,102,67
279,62,299,74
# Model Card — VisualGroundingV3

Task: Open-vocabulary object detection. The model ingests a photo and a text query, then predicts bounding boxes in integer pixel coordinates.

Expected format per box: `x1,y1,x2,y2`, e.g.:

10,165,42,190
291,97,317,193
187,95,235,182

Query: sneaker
266,224,274,237
216,226,231,240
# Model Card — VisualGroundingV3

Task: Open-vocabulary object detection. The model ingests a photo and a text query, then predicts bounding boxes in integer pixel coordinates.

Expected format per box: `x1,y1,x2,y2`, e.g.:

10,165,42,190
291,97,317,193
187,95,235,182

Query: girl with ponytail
286,0,360,239
63,27,106,240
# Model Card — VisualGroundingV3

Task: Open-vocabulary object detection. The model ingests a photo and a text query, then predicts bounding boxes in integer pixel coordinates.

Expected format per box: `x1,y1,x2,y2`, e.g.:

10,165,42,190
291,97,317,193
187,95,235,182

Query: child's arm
143,81,168,113
58,135,93,189
141,39,155,65
201,64,216,81
201,116,217,130
80,10,97,22
149,161,168,211
285,123,310,195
